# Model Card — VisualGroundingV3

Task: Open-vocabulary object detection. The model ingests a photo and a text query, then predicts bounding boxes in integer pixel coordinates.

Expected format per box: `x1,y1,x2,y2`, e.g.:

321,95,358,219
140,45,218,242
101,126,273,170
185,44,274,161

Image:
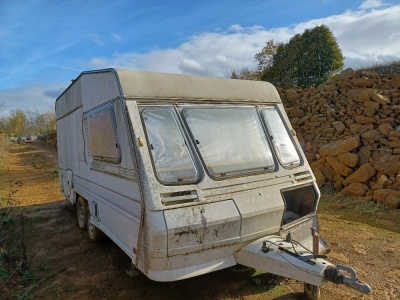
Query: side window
87,103,121,164
260,108,300,167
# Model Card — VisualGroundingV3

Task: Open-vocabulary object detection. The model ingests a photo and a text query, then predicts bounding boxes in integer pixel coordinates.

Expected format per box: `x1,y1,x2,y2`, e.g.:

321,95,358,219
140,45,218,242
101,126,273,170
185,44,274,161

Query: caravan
56,68,370,299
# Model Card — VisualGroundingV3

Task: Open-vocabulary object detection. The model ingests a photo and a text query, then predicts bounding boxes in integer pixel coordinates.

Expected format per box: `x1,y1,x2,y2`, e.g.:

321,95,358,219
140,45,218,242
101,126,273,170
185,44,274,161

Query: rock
350,123,365,134
313,168,326,187
337,152,358,167
353,243,367,255
334,178,344,191
364,100,380,110
355,116,377,125
371,92,391,105
388,75,400,88
373,189,400,208
384,195,400,209
377,174,389,186
326,157,353,177
352,78,374,88
358,148,371,166
343,163,376,185
284,90,299,103
340,68,355,77
341,182,368,197
374,157,400,176
388,140,400,148
346,88,373,103
378,123,393,137
332,121,346,133
361,129,380,140
319,137,359,157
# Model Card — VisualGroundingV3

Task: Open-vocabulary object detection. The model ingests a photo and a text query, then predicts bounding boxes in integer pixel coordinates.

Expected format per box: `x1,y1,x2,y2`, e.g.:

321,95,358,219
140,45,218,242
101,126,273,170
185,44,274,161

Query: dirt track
0,139,399,299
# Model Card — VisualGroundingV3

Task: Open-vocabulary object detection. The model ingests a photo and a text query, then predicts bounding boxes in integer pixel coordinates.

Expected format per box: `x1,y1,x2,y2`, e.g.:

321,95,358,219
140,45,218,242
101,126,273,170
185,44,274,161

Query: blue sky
1,0,400,115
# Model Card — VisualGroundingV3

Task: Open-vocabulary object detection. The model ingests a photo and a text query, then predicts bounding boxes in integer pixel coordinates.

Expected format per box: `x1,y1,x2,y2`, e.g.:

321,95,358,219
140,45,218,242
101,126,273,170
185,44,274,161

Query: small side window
261,108,300,167
88,103,121,164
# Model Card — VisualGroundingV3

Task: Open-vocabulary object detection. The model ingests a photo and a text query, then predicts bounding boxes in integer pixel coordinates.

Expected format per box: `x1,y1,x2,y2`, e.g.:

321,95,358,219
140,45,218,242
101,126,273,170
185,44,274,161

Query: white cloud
91,34,103,45
87,3,400,77
89,57,108,67
111,33,122,42
2,1,400,116
359,0,384,10
88,26,291,77
0,83,65,115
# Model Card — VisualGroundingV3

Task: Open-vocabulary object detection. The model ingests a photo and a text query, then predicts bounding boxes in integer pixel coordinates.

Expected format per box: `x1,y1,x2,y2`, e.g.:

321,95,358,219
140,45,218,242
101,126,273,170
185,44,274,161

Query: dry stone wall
279,68,400,208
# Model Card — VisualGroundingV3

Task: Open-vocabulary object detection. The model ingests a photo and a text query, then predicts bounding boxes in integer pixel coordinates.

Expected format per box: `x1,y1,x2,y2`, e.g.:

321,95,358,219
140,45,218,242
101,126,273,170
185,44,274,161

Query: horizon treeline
0,105,56,137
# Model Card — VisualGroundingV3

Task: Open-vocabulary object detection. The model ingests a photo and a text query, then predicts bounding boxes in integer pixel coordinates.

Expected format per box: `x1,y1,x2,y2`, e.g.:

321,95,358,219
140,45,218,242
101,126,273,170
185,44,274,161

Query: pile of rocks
280,68,400,208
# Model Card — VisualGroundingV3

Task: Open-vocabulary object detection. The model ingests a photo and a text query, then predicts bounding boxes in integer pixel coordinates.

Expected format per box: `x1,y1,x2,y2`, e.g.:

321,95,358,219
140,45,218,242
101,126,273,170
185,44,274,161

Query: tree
254,39,279,73
230,68,258,80
7,109,27,137
1,107,56,137
259,25,344,88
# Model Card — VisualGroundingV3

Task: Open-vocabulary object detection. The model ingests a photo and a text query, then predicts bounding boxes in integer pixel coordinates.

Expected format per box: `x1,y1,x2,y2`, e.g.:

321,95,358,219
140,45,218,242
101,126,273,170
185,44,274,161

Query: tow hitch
235,233,371,299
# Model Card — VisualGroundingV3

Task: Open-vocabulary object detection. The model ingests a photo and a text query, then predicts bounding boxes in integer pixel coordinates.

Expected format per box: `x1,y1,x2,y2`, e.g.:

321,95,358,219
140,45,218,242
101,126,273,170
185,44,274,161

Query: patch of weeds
38,264,50,271
0,266,8,277
0,179,20,231
67,286,77,294
266,284,292,297
45,168,59,178
250,272,285,293
29,216,51,225
32,154,46,169
22,269,35,281
2,215,14,225
1,248,11,262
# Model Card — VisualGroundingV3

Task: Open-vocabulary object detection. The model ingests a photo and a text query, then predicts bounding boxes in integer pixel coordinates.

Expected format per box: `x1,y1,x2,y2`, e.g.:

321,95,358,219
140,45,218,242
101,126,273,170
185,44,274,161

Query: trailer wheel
304,283,320,300
87,211,105,242
77,196,88,229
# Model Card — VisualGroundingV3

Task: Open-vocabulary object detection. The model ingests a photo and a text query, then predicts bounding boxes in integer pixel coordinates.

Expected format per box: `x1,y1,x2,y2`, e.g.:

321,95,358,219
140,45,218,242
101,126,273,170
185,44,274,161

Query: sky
1,0,400,115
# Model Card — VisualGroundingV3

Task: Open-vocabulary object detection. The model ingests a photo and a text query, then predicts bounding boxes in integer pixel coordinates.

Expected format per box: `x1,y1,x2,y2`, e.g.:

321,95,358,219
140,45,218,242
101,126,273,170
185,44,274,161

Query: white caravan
56,68,370,299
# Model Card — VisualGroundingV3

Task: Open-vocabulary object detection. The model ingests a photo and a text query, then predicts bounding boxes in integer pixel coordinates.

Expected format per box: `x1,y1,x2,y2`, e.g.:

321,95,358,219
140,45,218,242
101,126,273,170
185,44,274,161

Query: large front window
141,107,199,184
182,107,275,177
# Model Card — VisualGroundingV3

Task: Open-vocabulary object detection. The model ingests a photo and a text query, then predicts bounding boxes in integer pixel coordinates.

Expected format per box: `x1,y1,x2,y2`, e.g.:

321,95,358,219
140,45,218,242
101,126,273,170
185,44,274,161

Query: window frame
140,106,201,185
180,105,276,180
87,102,122,164
259,106,301,168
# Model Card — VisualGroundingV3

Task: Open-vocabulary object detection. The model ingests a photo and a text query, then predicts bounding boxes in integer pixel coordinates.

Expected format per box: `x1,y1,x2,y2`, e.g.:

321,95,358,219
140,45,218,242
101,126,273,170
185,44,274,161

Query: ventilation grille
90,161,135,179
293,171,312,182
161,190,198,206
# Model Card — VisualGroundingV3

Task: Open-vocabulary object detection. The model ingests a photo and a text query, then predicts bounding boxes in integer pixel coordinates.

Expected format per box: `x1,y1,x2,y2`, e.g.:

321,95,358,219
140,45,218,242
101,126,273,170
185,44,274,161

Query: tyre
87,210,105,242
76,196,88,229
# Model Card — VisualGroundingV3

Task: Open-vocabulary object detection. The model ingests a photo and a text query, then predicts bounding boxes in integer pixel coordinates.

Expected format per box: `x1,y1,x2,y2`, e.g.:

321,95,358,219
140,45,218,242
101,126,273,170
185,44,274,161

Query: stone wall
279,69,400,208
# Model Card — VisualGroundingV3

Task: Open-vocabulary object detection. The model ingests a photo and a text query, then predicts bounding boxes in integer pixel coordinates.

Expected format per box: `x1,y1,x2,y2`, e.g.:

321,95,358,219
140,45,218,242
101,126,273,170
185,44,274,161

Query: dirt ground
0,138,399,300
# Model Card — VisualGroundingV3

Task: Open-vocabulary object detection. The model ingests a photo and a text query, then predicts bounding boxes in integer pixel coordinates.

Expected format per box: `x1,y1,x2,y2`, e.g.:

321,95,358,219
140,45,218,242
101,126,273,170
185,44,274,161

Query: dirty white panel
164,200,240,256
81,72,120,111
233,188,285,241
116,68,281,103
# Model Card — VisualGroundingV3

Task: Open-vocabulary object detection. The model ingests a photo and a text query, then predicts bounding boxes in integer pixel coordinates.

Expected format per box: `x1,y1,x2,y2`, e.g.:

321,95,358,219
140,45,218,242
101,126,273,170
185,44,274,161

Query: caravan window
260,108,300,167
141,107,199,184
182,107,274,178
87,103,121,164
